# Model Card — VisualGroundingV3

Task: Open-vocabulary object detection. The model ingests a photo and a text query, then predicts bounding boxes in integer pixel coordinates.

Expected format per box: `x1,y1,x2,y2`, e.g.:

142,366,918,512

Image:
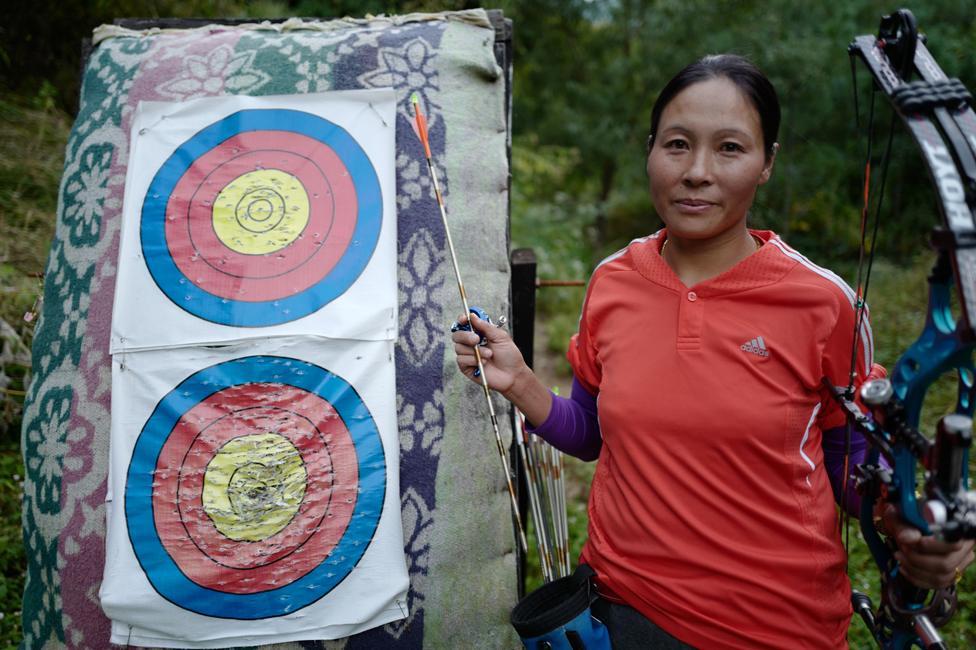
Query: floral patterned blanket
21,10,517,649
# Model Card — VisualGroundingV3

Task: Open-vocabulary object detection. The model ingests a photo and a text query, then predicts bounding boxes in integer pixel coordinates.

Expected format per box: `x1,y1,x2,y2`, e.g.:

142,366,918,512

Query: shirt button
687,291,698,302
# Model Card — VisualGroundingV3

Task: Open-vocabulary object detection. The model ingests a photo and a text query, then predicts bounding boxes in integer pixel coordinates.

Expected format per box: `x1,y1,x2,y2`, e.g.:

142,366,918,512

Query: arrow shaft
414,102,528,554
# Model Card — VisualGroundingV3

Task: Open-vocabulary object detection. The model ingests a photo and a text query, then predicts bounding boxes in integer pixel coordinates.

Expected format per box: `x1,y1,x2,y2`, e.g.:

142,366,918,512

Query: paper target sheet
100,338,408,647
111,89,397,351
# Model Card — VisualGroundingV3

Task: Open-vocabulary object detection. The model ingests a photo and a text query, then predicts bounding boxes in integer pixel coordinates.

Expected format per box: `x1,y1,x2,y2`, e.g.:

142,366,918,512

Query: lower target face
141,109,383,327
125,356,386,619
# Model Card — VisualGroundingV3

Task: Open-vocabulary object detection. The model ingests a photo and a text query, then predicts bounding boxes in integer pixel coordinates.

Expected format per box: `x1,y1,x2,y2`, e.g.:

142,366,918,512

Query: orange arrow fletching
411,93,432,159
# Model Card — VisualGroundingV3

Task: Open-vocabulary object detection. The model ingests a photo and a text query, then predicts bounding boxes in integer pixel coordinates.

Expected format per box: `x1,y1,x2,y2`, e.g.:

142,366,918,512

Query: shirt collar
632,229,796,298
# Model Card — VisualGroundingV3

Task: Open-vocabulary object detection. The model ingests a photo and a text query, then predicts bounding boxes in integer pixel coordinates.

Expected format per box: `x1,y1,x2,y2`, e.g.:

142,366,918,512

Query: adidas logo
741,336,769,357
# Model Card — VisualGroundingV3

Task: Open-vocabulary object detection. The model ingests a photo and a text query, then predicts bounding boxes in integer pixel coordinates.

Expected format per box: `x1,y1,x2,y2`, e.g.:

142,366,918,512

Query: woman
453,55,974,649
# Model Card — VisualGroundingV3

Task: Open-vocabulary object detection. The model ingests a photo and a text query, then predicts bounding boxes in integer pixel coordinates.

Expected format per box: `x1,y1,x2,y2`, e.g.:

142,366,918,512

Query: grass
0,447,24,649
0,88,70,648
0,87,67,434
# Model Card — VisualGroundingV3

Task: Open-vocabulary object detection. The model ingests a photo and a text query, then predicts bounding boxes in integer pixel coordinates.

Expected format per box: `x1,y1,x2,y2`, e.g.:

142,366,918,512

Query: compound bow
832,8,976,650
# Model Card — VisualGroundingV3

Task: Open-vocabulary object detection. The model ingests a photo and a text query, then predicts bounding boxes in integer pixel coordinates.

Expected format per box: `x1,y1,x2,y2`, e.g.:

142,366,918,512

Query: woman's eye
664,139,689,150
720,142,744,153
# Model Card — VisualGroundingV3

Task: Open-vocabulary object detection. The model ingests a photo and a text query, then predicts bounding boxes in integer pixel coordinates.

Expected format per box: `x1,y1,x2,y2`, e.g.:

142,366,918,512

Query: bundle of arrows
515,407,570,582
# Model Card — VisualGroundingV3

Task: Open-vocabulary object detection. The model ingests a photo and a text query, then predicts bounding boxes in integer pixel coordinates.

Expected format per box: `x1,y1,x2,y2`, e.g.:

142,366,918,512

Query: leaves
502,0,974,262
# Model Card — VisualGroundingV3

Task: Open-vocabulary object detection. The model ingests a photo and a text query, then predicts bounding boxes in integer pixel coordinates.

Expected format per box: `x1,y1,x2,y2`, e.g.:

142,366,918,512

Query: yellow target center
202,432,307,541
212,169,310,255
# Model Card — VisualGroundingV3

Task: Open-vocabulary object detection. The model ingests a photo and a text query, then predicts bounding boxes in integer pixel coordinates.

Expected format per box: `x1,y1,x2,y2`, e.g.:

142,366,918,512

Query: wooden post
510,248,537,370
510,247,536,598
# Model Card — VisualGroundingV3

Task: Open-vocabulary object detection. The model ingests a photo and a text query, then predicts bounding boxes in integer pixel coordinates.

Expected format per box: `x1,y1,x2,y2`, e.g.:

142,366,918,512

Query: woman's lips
674,199,715,214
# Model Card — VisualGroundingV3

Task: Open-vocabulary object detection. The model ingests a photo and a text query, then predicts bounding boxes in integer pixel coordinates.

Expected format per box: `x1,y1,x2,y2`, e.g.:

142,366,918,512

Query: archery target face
124,355,386,619
140,109,382,327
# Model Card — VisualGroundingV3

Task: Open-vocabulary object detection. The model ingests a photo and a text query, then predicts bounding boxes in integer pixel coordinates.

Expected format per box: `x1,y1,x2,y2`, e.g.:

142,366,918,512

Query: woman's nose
682,150,713,186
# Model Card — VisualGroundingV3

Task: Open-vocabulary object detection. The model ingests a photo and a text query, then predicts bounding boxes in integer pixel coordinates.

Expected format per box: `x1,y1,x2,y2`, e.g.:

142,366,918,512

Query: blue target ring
141,109,383,327
125,355,387,619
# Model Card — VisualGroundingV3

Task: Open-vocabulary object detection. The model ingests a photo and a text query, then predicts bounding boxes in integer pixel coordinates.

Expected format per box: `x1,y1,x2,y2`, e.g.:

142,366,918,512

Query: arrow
410,93,528,554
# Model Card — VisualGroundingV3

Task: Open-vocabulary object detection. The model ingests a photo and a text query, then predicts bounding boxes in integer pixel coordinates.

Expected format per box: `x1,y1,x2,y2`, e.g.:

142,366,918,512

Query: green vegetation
505,0,976,362
2,0,976,647
0,447,24,648
0,90,70,650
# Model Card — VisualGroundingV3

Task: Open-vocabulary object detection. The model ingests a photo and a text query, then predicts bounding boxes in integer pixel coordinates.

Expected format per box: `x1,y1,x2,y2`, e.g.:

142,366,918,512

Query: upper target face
124,356,386,619
141,110,382,327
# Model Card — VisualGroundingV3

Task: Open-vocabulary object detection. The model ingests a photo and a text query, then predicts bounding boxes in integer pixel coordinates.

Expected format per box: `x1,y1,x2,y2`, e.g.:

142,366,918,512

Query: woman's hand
879,503,976,589
451,313,528,395
451,312,554,428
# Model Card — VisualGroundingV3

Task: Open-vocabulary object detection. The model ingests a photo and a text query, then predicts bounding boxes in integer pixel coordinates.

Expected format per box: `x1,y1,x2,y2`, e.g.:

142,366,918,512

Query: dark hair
648,54,780,160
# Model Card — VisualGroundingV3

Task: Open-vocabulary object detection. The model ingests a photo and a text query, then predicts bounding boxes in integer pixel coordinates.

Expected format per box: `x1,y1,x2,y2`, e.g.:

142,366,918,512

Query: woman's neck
661,228,759,287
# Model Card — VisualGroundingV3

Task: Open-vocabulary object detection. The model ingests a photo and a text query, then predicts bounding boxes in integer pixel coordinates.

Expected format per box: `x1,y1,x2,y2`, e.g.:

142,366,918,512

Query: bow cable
842,65,899,565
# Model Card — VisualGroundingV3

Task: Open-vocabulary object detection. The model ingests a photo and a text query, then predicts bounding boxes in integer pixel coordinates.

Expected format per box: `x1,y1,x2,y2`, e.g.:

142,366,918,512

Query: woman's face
646,77,775,243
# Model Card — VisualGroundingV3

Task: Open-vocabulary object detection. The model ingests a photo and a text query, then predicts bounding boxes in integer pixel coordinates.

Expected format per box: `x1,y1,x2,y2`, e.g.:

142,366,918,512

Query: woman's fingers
897,563,952,590
452,330,482,347
456,358,479,375
896,545,966,573
453,347,491,364
898,550,970,590
470,314,508,342
895,539,975,589
882,503,976,589
455,346,491,360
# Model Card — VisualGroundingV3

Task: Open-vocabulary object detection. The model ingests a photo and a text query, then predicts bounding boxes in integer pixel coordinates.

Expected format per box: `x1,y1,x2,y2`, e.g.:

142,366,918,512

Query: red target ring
163,130,358,302
176,407,333,571
151,383,358,594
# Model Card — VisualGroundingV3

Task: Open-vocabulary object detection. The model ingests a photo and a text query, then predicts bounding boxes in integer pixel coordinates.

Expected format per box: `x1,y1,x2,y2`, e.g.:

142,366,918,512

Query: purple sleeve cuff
823,424,890,515
525,377,602,461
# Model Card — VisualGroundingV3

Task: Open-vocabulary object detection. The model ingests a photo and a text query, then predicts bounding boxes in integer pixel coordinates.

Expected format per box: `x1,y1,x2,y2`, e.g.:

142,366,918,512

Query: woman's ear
759,142,779,184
